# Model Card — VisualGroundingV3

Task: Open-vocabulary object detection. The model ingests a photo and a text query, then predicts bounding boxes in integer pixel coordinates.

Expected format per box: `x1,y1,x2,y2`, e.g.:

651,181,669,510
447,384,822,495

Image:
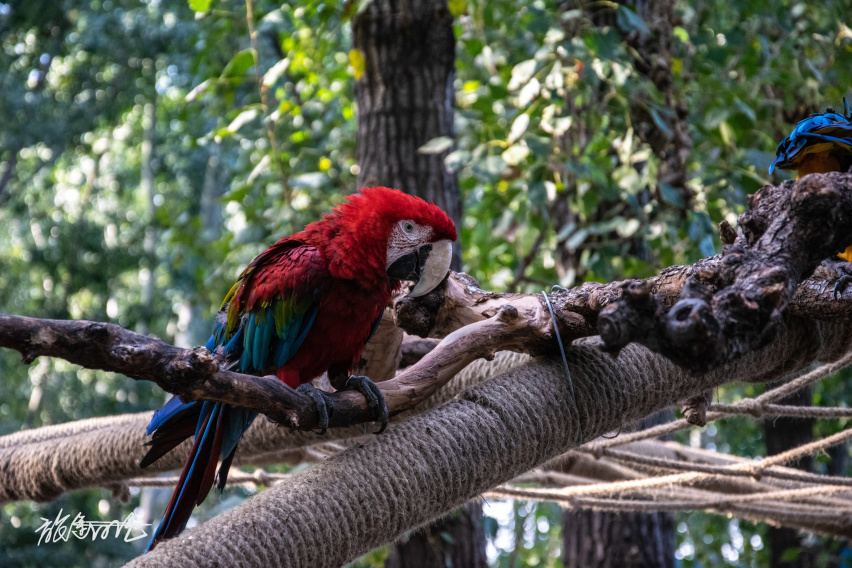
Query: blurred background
1,0,851,566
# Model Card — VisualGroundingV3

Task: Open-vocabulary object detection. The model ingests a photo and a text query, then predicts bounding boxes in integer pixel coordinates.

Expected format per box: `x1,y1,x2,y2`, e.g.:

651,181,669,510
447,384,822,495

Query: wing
771,113,852,173
206,239,327,373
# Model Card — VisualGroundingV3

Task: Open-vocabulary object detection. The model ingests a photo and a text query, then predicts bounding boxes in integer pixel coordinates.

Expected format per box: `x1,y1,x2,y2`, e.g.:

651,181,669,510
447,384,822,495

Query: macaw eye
401,221,415,234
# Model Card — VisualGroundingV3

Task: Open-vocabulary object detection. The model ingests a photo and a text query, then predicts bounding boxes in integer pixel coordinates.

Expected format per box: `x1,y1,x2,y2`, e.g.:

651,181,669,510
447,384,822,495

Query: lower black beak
387,244,432,282
386,240,453,297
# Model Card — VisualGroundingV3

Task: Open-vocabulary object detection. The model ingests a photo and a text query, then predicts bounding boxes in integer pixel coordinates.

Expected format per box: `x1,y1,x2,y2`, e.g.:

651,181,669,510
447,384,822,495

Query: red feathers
223,186,457,385
300,187,457,287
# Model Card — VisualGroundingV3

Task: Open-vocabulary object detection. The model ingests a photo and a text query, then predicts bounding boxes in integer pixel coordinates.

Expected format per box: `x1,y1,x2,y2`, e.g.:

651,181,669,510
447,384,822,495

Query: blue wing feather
144,242,328,550
147,397,200,436
771,108,852,173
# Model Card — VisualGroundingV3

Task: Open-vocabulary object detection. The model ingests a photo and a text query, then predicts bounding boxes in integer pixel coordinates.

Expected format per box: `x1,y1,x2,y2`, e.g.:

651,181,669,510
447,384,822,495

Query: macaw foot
824,258,852,299
296,383,335,435
333,375,389,434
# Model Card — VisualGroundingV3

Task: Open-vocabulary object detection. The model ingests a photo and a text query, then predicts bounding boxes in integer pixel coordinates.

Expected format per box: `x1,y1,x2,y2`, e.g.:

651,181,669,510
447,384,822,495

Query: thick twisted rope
124,318,852,567
0,353,530,504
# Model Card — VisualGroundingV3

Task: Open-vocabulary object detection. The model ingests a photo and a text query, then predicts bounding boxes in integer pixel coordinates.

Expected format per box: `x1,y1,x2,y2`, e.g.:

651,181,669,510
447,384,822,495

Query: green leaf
699,235,717,257
418,136,453,154
508,114,529,143
221,50,255,78
188,0,212,12
557,222,576,242
263,58,290,87
185,79,211,102
616,6,649,37
290,172,326,188
471,155,507,181
659,183,684,208
617,218,641,238
565,228,588,249
649,108,672,139
349,49,366,80
447,0,467,17
444,150,470,173
508,60,537,91
733,98,756,122
501,143,529,166
225,109,259,134
719,121,734,147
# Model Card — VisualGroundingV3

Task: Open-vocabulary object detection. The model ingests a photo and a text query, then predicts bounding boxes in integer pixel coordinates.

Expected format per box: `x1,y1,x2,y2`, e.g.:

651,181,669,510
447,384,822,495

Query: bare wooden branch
596,172,852,372
0,297,552,432
4,175,852,433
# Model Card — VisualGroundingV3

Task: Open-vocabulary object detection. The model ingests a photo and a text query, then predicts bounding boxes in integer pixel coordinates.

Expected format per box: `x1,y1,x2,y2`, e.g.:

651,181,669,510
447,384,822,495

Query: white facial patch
386,220,433,266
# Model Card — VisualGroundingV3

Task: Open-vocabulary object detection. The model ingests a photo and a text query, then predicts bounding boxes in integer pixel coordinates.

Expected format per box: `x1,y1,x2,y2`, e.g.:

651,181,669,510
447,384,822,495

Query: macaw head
770,98,852,176
311,186,457,296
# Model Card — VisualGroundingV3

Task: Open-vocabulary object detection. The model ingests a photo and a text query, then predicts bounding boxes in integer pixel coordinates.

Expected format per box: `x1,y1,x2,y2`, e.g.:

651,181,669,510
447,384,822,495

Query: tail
141,397,256,551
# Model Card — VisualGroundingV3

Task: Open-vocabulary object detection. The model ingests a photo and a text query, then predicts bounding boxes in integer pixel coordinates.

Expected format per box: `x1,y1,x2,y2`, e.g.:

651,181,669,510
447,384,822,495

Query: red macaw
770,99,852,294
141,187,457,550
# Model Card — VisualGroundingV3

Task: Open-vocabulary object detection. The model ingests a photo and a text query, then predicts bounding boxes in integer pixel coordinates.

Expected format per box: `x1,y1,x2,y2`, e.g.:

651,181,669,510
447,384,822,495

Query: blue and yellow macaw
770,98,852,187
770,99,852,295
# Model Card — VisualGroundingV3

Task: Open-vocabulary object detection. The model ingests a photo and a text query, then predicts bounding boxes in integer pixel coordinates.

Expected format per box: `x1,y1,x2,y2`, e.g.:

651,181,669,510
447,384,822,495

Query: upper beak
387,239,453,297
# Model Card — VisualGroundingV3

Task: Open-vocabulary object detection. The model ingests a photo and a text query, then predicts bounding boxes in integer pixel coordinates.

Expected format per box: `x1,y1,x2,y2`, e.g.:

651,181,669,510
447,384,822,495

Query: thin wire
543,289,583,444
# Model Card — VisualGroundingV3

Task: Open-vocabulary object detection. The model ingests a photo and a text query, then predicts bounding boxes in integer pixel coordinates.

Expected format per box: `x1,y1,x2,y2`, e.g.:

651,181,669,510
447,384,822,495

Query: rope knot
746,460,765,480
253,468,272,485
739,398,765,419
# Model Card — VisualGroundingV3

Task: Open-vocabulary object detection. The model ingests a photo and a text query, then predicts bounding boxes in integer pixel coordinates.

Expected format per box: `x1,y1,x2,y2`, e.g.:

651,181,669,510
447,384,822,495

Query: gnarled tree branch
2,174,852,435
597,172,852,371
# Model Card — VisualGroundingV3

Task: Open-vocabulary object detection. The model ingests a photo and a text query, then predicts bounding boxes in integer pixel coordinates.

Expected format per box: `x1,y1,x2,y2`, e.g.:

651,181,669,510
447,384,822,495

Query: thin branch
0,299,550,431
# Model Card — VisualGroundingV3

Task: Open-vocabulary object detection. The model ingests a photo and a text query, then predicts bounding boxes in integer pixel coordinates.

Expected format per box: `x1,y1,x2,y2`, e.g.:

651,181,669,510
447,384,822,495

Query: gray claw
296,383,334,434
343,375,389,434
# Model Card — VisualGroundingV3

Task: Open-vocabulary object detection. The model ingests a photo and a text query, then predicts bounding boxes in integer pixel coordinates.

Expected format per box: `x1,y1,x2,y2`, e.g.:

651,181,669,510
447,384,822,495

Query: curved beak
387,239,453,298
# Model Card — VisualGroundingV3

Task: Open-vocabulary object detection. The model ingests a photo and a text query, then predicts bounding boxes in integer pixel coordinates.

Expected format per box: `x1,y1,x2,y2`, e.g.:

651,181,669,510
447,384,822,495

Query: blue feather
771,105,852,174
221,406,257,460
195,401,214,438
258,310,276,369
222,327,243,358
147,397,200,436
162,403,221,538
239,314,254,371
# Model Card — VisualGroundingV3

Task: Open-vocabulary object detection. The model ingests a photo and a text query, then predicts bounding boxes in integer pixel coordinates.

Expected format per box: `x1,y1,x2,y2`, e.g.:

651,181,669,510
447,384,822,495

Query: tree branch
124,315,852,567
597,172,852,372
3,174,852,435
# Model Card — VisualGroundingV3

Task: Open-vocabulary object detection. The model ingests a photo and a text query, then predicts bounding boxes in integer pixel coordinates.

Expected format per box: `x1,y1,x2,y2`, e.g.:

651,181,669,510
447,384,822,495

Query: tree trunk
353,0,462,270
562,509,675,568
562,409,675,568
763,387,817,568
384,502,488,568
353,2,481,565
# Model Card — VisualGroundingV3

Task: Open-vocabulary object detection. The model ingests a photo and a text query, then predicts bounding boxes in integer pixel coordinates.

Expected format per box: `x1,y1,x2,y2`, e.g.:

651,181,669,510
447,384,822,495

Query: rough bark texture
562,410,675,568
562,508,675,568
385,502,488,568
353,0,462,269
353,1,477,562
599,173,852,373
124,315,852,568
764,387,817,568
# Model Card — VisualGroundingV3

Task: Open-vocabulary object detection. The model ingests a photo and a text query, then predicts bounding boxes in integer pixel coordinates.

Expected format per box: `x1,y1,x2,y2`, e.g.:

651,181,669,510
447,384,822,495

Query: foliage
1,0,851,566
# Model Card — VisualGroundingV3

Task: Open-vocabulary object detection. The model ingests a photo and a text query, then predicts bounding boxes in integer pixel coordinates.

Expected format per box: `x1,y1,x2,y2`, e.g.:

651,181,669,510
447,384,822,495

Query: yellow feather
796,153,841,178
